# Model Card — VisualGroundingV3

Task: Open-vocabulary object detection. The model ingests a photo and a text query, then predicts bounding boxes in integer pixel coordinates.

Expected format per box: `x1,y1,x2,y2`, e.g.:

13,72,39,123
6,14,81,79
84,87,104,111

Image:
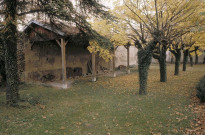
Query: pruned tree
169,38,182,75
181,30,205,71
135,40,158,95
191,33,205,65
151,0,202,80
169,1,205,71
170,30,204,73
181,33,196,71
113,0,202,94
169,33,196,74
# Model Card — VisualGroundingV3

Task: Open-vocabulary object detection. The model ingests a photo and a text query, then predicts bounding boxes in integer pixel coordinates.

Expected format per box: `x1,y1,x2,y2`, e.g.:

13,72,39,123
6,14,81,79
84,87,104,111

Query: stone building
19,20,110,83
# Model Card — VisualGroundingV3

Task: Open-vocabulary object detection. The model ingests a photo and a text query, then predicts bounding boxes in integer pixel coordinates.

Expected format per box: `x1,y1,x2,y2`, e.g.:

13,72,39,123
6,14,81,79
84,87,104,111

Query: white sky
100,0,115,9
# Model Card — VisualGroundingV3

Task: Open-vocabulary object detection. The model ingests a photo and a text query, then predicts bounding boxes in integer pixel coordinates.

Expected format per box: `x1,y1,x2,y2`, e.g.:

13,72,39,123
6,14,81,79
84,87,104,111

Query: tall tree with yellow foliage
113,0,203,94
89,18,130,77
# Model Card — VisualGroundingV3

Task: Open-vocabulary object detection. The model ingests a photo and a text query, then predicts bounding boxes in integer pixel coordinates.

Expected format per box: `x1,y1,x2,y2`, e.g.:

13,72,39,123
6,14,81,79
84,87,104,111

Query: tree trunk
158,59,167,82
127,46,130,74
158,47,167,82
159,60,166,82
189,54,193,67
92,52,96,82
0,60,6,83
3,0,19,105
138,50,152,95
113,47,116,77
174,49,181,75
195,51,198,65
137,41,156,95
183,50,189,71
174,50,181,75
174,56,180,75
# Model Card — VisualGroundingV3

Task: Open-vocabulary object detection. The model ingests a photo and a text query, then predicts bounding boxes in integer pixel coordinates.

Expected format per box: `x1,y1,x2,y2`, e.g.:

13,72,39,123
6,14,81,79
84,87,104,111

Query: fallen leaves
175,111,184,116
124,122,132,127
150,131,162,135
76,122,82,126
1,65,205,134
60,126,66,130
37,104,46,109
42,115,46,119
185,92,205,134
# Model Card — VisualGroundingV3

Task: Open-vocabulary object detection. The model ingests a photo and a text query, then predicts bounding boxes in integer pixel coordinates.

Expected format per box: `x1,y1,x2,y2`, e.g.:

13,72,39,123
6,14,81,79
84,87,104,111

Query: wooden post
127,46,130,74
61,38,67,83
92,52,96,82
56,38,68,88
113,47,116,77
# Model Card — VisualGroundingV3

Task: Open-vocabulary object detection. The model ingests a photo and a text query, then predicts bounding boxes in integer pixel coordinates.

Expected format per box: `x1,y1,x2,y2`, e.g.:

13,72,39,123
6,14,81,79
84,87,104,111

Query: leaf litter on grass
0,65,205,134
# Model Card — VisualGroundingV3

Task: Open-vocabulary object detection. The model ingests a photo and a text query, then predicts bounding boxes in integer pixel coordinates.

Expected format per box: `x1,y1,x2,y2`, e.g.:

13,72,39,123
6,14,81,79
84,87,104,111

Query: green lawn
0,64,204,135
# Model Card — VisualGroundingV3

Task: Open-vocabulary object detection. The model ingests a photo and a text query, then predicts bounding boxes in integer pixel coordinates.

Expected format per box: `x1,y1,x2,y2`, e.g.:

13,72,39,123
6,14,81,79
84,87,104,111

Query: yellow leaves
91,14,129,47
125,122,132,127
87,40,100,53
76,122,82,126
194,32,205,50
37,104,46,109
88,40,112,62
182,31,205,54
89,14,131,61
182,32,203,49
92,20,112,38
60,126,66,130
151,133,162,135
42,115,46,119
111,31,129,46
175,111,183,116
189,51,195,56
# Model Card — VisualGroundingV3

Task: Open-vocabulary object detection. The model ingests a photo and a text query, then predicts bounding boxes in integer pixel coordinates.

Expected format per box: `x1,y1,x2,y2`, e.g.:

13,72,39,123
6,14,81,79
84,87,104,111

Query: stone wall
114,46,205,68
115,46,138,67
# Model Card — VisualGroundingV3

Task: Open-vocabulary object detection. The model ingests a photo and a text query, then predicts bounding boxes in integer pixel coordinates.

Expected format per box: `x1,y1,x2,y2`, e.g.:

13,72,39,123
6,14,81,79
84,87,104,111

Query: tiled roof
23,20,76,36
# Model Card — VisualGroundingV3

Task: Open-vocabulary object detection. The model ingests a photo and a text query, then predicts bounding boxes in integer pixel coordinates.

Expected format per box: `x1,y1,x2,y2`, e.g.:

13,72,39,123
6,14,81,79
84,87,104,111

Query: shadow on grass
0,101,31,109
0,92,45,109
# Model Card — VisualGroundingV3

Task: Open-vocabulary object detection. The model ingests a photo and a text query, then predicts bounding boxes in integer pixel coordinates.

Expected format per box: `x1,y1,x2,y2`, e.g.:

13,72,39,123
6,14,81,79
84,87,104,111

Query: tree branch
17,9,44,16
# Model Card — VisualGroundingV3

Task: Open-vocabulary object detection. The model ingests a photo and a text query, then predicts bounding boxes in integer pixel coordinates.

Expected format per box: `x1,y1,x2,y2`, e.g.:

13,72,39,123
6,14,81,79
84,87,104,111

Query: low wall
115,46,205,67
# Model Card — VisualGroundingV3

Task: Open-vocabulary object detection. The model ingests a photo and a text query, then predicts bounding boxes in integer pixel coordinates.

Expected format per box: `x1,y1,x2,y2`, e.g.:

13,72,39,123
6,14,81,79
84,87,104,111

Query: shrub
196,76,205,103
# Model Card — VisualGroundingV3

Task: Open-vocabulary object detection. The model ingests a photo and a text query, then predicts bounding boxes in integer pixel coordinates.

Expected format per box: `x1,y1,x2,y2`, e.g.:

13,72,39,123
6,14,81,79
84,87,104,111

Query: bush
196,76,205,102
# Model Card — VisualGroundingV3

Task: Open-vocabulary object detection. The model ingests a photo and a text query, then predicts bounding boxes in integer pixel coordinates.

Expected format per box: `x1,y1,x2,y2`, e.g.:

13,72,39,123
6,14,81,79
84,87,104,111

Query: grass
0,64,205,135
